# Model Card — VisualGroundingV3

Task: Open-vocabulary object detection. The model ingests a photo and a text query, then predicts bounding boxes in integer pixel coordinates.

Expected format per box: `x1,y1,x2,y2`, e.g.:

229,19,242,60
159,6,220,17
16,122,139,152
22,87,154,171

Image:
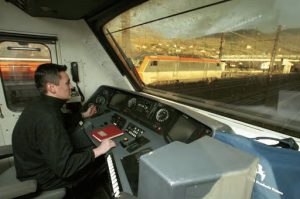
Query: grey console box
138,136,258,199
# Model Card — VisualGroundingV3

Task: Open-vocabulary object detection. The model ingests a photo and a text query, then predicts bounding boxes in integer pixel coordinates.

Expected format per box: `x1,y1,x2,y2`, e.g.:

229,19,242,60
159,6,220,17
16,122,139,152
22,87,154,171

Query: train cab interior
1,0,300,198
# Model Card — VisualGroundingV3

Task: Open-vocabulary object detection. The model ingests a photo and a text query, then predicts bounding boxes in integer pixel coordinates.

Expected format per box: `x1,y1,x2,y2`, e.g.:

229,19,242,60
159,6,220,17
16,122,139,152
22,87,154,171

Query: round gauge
102,89,109,96
95,95,106,105
127,97,137,108
156,108,169,123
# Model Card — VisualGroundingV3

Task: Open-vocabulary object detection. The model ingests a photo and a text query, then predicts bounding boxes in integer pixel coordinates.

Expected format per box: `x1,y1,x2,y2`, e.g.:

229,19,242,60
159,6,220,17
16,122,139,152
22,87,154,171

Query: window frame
87,0,300,139
0,32,58,112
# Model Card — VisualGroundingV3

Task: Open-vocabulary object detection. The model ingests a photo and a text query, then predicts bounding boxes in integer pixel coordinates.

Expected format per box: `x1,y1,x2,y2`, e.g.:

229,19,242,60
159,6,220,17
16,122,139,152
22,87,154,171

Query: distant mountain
129,28,300,59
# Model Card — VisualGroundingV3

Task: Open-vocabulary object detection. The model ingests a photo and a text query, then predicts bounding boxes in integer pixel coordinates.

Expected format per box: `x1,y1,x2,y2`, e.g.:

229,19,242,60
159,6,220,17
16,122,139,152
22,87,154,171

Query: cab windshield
104,0,300,138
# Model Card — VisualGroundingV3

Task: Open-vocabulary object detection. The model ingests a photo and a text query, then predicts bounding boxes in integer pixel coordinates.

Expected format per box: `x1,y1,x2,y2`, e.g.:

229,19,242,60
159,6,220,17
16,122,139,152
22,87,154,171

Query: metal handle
0,104,4,118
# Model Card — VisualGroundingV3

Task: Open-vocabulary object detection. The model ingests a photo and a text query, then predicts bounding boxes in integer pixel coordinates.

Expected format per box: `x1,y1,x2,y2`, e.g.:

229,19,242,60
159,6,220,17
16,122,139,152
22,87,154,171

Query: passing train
1,0,300,199
135,55,224,84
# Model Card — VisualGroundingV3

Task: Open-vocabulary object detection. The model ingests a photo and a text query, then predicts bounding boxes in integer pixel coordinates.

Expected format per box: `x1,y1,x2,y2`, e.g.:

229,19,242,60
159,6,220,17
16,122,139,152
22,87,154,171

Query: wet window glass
104,0,300,137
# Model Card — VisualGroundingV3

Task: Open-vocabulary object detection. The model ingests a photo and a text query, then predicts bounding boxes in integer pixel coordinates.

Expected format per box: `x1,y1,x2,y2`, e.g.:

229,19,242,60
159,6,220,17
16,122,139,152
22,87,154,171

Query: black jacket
12,95,95,189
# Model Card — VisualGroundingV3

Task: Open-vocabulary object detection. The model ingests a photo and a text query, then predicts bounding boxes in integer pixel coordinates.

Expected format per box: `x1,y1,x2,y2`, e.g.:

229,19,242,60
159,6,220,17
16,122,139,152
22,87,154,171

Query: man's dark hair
35,63,67,94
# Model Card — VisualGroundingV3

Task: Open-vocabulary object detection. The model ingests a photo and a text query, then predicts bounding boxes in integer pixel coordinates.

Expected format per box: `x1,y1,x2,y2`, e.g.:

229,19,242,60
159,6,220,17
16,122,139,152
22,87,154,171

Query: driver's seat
0,145,66,199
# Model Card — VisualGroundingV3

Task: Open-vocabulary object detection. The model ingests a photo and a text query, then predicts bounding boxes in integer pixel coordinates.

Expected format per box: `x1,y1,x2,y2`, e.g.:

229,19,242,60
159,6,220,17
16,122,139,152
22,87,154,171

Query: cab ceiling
5,0,143,20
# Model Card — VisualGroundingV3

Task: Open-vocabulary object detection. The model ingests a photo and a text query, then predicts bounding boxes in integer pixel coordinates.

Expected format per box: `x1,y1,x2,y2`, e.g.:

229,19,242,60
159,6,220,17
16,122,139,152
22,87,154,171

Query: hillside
125,28,300,61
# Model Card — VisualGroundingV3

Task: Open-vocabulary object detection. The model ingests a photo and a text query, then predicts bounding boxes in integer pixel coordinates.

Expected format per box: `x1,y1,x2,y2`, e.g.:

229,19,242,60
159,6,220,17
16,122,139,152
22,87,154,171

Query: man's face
51,71,73,100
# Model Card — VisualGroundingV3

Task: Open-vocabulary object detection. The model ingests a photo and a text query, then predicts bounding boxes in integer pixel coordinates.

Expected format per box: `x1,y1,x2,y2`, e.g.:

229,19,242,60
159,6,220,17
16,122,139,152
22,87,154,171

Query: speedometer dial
128,97,137,108
156,108,169,123
95,95,106,106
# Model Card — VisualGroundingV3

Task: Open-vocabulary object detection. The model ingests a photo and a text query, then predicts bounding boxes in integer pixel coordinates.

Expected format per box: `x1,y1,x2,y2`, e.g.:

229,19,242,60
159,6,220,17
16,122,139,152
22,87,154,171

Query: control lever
120,137,131,148
120,131,142,148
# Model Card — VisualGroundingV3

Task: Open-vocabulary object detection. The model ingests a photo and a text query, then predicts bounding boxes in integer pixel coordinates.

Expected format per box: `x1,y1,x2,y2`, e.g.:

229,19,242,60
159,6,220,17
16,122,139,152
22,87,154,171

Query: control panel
80,85,225,196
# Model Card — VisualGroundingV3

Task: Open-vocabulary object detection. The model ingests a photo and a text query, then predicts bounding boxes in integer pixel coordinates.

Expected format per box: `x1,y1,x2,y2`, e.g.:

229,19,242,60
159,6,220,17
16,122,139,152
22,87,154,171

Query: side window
145,60,158,72
0,41,52,111
150,60,158,66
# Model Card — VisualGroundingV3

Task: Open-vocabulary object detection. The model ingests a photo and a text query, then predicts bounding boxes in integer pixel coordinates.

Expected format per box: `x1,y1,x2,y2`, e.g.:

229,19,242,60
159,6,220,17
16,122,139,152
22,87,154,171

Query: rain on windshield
104,0,300,137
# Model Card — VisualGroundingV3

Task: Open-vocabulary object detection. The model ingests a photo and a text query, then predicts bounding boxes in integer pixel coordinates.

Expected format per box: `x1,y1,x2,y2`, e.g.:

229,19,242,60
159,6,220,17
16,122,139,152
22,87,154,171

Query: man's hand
93,139,116,158
82,104,97,118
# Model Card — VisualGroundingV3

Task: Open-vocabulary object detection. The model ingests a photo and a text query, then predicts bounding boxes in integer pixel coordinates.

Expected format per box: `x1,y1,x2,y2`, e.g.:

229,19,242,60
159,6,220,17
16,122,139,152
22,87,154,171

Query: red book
92,125,124,142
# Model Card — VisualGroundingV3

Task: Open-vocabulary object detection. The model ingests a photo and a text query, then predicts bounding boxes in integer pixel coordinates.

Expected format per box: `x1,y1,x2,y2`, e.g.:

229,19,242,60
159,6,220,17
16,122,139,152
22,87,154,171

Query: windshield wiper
106,29,144,86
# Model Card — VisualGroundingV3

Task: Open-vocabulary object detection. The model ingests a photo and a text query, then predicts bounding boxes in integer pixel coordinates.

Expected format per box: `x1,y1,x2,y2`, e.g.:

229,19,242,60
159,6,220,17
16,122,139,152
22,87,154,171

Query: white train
136,55,225,84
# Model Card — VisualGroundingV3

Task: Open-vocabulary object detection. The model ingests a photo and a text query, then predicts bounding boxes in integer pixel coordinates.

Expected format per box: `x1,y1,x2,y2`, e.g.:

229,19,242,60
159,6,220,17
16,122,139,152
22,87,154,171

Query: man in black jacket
12,63,116,198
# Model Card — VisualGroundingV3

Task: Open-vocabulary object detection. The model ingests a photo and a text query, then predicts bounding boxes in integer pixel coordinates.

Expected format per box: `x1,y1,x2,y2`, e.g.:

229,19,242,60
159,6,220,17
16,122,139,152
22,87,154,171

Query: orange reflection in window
0,61,49,80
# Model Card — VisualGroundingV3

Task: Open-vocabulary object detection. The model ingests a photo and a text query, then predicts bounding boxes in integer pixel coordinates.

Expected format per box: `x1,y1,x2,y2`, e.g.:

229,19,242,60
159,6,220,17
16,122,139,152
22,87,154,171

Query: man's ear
46,83,56,94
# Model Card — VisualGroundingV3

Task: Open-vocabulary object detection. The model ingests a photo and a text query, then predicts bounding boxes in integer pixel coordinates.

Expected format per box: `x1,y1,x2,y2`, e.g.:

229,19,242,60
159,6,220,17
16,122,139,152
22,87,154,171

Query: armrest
0,179,37,199
0,145,13,159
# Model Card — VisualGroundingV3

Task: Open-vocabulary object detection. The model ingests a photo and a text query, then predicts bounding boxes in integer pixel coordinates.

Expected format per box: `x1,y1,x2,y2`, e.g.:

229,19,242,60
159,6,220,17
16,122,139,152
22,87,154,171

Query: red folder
92,125,124,142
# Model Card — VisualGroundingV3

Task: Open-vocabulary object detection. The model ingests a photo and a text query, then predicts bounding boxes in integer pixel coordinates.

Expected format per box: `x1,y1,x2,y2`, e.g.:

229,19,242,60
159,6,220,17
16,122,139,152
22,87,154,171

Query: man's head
35,63,73,100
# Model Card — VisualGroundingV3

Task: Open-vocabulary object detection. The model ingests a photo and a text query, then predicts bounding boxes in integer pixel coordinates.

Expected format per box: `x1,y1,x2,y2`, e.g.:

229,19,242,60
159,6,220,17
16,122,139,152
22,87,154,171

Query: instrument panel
85,86,181,136
81,85,231,197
